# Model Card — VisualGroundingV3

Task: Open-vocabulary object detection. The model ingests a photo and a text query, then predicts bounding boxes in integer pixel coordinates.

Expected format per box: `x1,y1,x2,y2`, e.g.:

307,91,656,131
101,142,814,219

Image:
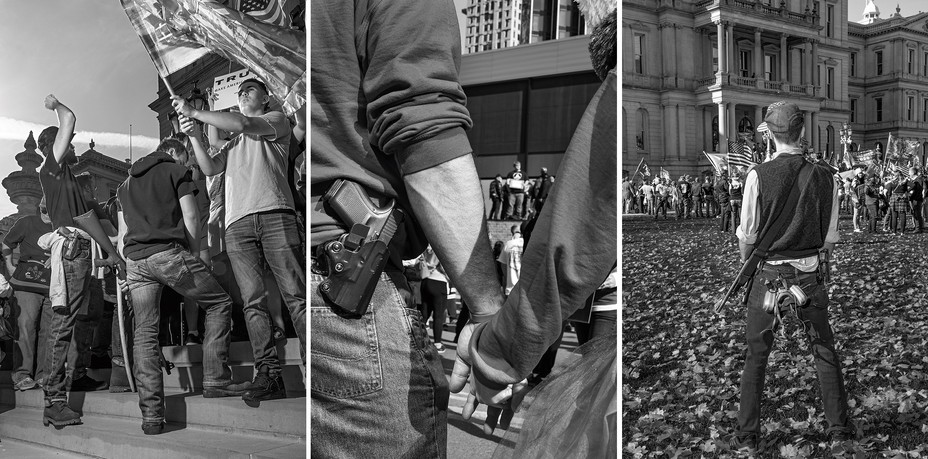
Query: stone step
0,437,93,458
0,387,306,439
0,406,305,459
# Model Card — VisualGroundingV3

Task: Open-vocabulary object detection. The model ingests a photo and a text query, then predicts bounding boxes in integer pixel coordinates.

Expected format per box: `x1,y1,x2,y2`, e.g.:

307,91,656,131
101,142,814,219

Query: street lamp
839,122,853,167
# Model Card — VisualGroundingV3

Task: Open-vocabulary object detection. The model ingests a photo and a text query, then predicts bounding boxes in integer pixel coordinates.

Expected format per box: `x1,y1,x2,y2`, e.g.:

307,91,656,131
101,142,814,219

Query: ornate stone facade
622,0,928,177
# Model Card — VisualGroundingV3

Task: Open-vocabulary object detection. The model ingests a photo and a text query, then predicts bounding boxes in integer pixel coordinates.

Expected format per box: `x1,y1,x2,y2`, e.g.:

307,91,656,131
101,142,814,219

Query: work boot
203,380,253,398
242,372,286,402
142,421,165,435
70,374,108,392
43,401,82,427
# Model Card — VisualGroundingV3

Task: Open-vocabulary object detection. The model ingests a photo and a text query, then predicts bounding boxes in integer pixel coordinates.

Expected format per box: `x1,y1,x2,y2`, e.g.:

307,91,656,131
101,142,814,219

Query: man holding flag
176,78,305,404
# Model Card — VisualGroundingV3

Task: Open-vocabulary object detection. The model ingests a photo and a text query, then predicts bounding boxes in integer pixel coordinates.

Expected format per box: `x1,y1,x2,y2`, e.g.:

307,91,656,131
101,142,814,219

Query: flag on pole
120,0,306,116
704,151,727,175
642,162,651,177
728,139,756,172
851,149,879,166
121,0,209,80
660,167,670,181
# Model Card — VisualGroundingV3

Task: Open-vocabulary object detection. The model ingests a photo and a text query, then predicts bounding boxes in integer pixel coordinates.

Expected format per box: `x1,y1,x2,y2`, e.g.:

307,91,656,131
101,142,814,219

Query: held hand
44,94,60,110
171,95,195,118
178,115,201,137
450,322,527,434
0,283,12,299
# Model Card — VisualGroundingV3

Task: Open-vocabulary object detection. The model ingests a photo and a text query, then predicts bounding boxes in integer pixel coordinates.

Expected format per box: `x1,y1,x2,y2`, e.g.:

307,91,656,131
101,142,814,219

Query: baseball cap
763,101,804,134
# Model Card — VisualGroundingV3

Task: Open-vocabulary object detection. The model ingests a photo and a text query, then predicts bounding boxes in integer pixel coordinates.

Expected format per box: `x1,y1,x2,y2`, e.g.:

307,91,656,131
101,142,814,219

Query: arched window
637,108,649,150
738,116,754,134
825,125,835,157
712,116,719,152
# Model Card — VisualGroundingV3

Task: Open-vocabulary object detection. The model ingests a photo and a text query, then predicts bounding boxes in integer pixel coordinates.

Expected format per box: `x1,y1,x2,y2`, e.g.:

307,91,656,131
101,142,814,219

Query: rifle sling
739,160,815,281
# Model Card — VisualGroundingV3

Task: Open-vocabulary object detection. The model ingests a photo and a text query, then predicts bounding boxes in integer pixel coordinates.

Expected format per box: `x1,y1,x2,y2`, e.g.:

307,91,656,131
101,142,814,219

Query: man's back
118,152,196,261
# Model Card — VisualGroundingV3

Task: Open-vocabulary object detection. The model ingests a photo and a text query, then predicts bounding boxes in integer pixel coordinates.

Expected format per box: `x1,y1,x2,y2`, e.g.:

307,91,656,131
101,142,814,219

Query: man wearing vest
730,101,853,451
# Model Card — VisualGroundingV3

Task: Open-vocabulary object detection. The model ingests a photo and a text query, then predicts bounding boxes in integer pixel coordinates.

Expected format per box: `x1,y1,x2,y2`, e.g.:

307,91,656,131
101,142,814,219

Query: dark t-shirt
507,169,526,193
117,152,197,261
3,215,52,262
39,157,91,228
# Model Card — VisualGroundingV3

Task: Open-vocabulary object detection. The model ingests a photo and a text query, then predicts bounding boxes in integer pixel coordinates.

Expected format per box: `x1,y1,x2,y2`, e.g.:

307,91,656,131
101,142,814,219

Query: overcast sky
0,2,163,217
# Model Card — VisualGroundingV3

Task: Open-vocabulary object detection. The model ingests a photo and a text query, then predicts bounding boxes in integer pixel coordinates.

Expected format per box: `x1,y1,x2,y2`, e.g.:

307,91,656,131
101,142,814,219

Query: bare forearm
189,109,248,134
189,136,223,176
739,242,754,262
405,154,503,319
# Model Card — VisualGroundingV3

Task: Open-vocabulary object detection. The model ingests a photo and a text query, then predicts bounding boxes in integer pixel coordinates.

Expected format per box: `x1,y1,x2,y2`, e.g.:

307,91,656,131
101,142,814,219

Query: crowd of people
622,173,745,232
0,79,306,435
622,159,928,239
487,161,554,221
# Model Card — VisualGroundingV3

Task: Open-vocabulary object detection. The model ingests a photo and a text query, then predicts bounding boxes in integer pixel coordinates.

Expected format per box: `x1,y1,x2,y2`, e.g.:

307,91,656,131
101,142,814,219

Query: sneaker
43,401,82,427
185,333,202,345
70,374,108,392
728,433,758,453
242,372,287,402
853,228,862,233
273,326,286,342
142,421,165,435
14,377,38,391
203,380,253,398
435,343,445,353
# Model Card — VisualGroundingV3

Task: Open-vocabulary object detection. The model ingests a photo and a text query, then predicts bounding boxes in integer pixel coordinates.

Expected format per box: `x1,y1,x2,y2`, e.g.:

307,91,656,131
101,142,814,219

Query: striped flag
120,0,305,116
222,0,300,27
728,140,756,171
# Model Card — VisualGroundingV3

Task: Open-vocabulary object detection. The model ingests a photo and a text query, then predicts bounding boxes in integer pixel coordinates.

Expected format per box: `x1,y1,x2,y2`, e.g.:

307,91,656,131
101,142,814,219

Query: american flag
728,140,756,170
226,0,294,27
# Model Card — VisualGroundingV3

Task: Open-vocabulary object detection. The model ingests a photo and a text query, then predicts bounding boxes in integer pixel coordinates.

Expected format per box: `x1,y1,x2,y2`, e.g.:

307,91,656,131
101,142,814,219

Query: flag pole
129,124,133,163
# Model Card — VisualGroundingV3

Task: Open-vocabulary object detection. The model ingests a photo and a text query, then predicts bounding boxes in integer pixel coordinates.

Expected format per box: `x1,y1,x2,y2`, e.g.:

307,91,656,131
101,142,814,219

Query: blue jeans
13,290,50,384
737,265,850,436
44,239,93,404
506,192,524,219
225,211,305,377
311,270,449,458
127,246,235,423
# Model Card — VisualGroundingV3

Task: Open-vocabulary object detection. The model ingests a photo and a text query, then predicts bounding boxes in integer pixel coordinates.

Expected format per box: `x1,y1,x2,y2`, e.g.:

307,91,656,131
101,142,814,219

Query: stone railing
695,0,818,26
622,73,662,89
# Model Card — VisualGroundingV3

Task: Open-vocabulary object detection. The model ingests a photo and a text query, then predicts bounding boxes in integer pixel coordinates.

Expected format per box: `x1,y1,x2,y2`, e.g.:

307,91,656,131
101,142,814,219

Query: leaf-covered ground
622,213,928,458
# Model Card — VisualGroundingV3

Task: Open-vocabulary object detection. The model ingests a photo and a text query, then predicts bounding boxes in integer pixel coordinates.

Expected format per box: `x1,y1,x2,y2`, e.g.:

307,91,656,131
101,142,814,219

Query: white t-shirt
497,236,523,295
213,111,294,227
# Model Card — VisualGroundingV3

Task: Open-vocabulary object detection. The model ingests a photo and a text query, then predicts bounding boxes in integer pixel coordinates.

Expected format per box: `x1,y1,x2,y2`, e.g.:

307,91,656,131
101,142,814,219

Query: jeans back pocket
310,307,383,399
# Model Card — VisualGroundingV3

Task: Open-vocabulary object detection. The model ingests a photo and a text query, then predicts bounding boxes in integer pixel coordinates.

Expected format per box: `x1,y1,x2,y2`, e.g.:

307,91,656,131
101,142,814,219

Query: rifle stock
713,254,761,313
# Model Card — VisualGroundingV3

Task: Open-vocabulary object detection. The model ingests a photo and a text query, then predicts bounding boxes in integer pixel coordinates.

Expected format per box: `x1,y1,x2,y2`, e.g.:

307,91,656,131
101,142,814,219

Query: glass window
740,50,751,77
764,54,777,81
634,34,644,74
826,4,833,37
850,99,857,123
638,109,649,150
876,50,883,75
827,67,834,99
909,48,915,74
908,96,915,121
850,52,856,77
876,97,883,122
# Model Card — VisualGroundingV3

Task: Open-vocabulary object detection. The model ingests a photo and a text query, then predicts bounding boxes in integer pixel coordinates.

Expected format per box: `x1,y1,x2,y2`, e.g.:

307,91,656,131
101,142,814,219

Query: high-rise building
621,0,928,178
461,0,590,54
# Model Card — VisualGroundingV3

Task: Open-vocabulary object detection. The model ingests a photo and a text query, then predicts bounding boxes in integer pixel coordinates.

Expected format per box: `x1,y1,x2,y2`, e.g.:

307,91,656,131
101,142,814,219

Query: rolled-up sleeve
736,170,760,244
360,0,473,175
